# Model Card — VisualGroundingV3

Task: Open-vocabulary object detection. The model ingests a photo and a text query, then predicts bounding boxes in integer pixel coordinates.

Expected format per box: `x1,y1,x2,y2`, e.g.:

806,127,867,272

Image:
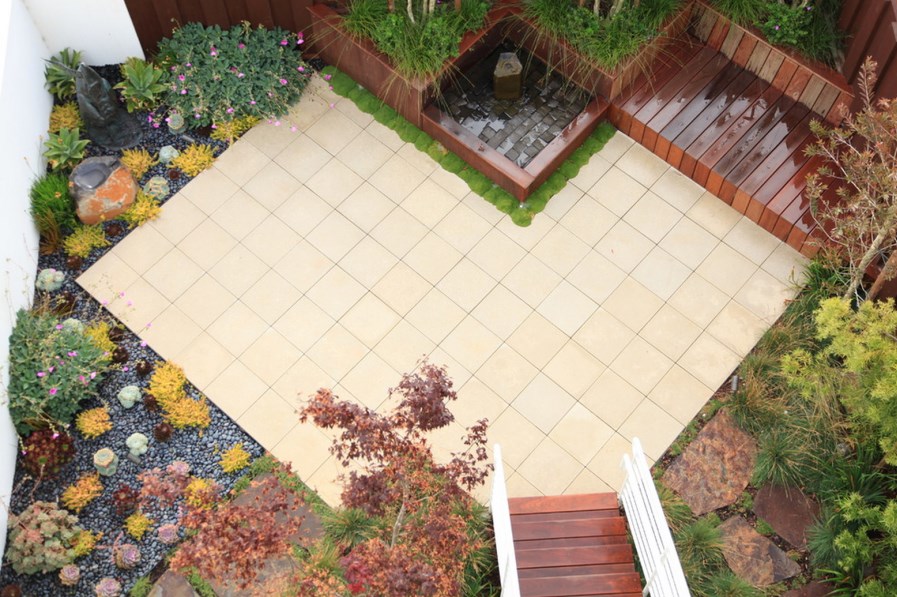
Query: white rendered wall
0,0,52,563
23,0,143,65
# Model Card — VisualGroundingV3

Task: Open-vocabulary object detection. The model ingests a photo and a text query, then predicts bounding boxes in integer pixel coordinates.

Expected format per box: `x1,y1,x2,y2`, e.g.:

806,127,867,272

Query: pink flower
170,66,177,71
195,113,201,119
139,341,147,347
210,47,218,56
250,100,256,105
146,322,152,328
323,74,332,81
775,25,780,30
49,366,55,373
280,39,288,46
279,78,288,85
79,375,86,384
297,38,304,45
181,89,188,95
297,66,305,73
274,120,281,126
238,43,246,50
226,107,234,114
127,301,133,306
52,432,59,439
55,324,63,330
290,125,297,132
119,291,125,297
329,103,335,108
122,366,129,372
178,74,186,81
153,123,160,128
185,62,192,67
90,371,97,379
164,117,171,123
211,124,218,129
237,72,245,78
102,300,109,306
67,351,77,357
36,371,45,378
49,388,58,396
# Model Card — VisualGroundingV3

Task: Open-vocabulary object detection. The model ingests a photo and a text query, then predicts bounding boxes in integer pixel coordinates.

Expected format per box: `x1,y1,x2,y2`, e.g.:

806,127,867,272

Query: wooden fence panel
840,0,897,100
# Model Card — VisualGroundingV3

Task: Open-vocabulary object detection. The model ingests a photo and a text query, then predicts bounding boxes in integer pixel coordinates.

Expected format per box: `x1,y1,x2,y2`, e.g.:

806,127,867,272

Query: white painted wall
0,0,52,563
23,0,143,65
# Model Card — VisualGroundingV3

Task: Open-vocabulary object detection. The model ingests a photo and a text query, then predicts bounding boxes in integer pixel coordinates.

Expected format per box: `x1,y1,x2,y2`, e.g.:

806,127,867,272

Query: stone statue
75,64,143,150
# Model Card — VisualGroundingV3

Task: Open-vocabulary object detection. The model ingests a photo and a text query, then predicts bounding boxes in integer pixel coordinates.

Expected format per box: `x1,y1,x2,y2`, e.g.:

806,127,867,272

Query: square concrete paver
79,75,806,503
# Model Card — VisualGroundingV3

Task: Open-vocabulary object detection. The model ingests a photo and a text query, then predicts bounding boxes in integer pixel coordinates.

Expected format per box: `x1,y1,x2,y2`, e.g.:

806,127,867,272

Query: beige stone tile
206,300,268,356
658,216,719,270
429,166,470,200
366,119,404,151
581,370,644,429
307,323,368,380
401,178,458,228
544,341,605,398
177,219,238,270
274,135,332,183
242,214,300,267
537,280,598,336
338,183,395,233
512,373,576,434
78,253,140,303
601,278,663,333
550,403,614,465
506,312,568,369
406,288,466,344
595,220,655,278
735,268,795,324
641,304,702,361
291,87,333,127
596,131,634,164
564,468,613,495
461,191,504,225
542,182,585,220
305,455,350,506
242,270,301,325
468,228,526,279
475,344,539,401
374,320,434,373
335,98,374,128
610,336,673,395
679,333,741,390
208,244,268,297
237,389,297,450
305,108,364,155
434,203,492,254
338,237,396,289
570,155,613,193
369,153,427,201
455,378,509,428
397,143,439,176
179,168,239,215
305,159,364,208
243,118,300,158
631,247,691,301
567,250,627,304
573,309,636,366
506,472,542,497
471,285,532,340
336,130,393,178
112,225,173,275
273,297,335,351
306,266,366,320
518,437,583,495
370,207,428,258
273,185,332,237
273,356,335,404
649,365,714,425
148,193,206,244
107,278,169,334
175,274,236,330
531,224,590,276
174,332,235,391
496,214,556,252
441,316,502,372
214,140,270,186
588,167,647,217
650,167,704,212
668,273,730,328
143,247,204,302
242,161,301,212
696,243,758,296
502,254,562,308
141,305,202,361
762,243,808,286
271,421,333,482
240,329,302,386
490,407,548,469
707,300,768,357
341,352,399,410
341,293,401,348
436,258,495,311
558,195,617,246
623,191,682,243
616,143,668,188
205,360,268,420
403,233,463,285
372,262,431,316
725,217,781,265
305,211,365,262
686,191,741,238
587,433,632,491
618,399,682,461
275,240,334,293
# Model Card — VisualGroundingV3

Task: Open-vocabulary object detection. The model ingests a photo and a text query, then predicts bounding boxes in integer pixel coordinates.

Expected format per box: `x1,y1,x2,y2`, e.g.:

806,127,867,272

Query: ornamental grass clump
61,472,104,513
30,172,77,246
156,22,309,128
5,501,82,575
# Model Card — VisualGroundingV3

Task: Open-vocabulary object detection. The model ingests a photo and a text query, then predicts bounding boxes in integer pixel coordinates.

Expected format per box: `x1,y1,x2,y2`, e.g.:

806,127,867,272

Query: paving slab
719,516,801,587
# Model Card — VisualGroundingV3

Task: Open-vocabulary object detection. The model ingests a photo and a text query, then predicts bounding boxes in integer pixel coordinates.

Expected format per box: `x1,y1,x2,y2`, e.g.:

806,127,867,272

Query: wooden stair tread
519,572,643,597
508,493,619,515
516,544,635,569
517,563,635,579
512,516,628,541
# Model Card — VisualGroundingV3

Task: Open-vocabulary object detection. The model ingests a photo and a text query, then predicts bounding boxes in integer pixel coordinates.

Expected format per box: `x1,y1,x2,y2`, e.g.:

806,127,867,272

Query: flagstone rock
719,516,801,587
70,156,137,225
149,570,198,597
754,484,819,549
783,581,835,597
662,410,757,515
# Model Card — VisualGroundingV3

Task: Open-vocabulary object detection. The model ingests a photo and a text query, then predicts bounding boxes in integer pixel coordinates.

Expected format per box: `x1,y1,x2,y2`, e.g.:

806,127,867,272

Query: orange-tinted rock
70,156,137,225
754,484,819,549
719,516,801,586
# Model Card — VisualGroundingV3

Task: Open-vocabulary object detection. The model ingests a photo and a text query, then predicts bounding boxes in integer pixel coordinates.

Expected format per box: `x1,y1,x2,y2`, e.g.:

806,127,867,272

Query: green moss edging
321,66,615,226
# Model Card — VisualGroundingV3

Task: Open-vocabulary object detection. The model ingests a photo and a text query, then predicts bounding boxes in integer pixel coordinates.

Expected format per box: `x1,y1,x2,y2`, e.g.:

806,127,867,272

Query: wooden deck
509,493,642,597
608,37,833,256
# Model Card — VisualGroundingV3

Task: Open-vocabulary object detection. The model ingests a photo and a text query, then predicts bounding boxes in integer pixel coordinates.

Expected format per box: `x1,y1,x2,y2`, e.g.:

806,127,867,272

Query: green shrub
7,309,110,434
43,128,89,172
5,501,82,575
30,173,77,235
753,426,812,487
759,1,813,48
63,224,109,258
675,515,725,592
44,48,82,100
115,57,169,113
157,22,309,128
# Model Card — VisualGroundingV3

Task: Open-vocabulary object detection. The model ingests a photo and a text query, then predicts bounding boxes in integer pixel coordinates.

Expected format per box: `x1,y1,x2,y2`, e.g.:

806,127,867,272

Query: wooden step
519,572,643,597
517,563,635,579
514,535,630,550
512,517,628,542
516,544,635,570
508,493,619,515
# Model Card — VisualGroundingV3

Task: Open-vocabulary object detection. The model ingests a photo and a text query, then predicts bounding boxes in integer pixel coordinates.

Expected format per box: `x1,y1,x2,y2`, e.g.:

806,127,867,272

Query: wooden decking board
509,493,619,515
519,573,643,597
512,510,619,524
514,535,630,550
512,517,628,541
515,544,635,569
517,563,635,579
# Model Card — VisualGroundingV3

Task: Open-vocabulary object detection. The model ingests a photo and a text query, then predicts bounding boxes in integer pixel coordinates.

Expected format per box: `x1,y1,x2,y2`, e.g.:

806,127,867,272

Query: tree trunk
407,0,415,22
455,0,462,11
388,0,395,12
867,248,897,301
844,208,897,302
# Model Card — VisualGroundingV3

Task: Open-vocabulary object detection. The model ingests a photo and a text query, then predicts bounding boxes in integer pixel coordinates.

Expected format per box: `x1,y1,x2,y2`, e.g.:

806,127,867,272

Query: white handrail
619,438,690,597
491,444,521,597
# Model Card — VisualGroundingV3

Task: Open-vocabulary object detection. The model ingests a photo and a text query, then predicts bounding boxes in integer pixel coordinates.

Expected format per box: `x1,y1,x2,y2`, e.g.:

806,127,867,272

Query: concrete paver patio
78,76,806,505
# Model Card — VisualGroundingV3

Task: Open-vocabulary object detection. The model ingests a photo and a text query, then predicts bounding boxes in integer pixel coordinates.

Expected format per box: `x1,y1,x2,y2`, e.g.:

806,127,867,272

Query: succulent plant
167,112,186,134
59,564,80,586
125,432,148,457
5,501,81,575
158,145,180,164
156,523,180,545
142,176,170,200
0,585,22,597
135,360,153,377
94,577,122,597
113,543,141,569
93,448,119,476
111,484,138,516
116,385,141,409
61,317,85,334
153,421,173,442
111,346,129,364
107,326,125,343
35,268,66,292
20,428,75,478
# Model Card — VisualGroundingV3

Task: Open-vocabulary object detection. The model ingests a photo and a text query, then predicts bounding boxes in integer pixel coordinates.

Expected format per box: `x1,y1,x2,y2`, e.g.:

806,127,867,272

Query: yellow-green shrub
219,443,251,473
63,225,109,258
49,103,83,134
121,191,161,228
75,407,112,439
171,144,215,177
120,148,158,180
61,472,103,513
